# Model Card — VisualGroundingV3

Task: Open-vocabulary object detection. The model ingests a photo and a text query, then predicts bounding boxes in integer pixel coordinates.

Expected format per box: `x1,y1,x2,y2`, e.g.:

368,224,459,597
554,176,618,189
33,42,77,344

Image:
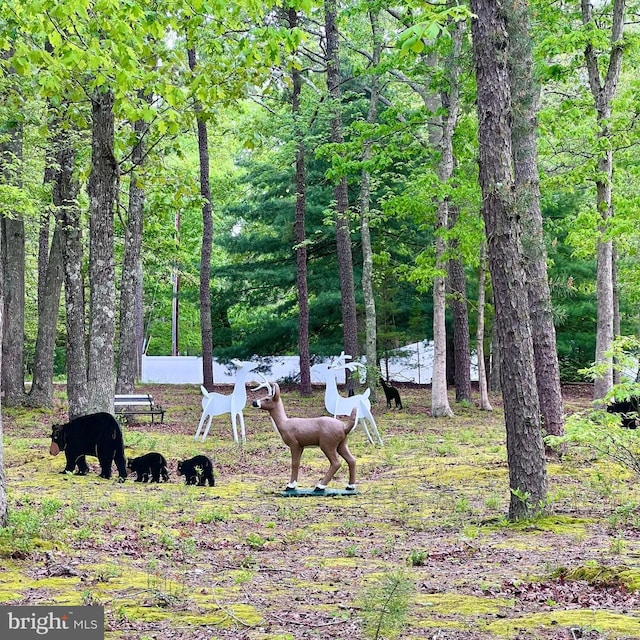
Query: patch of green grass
486,610,640,638
194,506,231,524
414,592,514,616
552,562,640,591
3,385,639,639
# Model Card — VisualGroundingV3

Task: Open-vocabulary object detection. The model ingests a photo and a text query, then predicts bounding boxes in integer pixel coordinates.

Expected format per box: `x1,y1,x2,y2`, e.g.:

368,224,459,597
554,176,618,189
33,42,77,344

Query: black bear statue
177,455,215,486
49,412,127,482
607,396,640,429
127,452,169,483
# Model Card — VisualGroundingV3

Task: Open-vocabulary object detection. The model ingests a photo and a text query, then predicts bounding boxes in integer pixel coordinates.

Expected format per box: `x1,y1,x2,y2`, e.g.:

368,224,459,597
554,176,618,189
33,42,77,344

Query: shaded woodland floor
1,383,640,639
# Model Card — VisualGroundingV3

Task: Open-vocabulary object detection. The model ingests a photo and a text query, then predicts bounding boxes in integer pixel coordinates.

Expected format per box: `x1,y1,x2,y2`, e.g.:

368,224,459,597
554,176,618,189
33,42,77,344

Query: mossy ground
1,383,640,639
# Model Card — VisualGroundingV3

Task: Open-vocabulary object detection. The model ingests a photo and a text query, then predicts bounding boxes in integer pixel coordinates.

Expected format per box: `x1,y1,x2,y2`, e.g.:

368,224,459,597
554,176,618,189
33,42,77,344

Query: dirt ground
1,383,640,639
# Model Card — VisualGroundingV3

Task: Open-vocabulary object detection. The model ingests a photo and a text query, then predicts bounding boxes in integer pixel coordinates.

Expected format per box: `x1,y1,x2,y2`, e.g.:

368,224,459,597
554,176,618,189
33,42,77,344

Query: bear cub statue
127,452,169,483
49,412,127,482
607,396,640,429
177,455,215,486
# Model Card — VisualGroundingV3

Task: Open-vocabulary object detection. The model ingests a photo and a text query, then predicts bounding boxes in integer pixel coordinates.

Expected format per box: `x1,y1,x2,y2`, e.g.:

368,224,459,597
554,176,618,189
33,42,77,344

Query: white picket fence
140,340,479,385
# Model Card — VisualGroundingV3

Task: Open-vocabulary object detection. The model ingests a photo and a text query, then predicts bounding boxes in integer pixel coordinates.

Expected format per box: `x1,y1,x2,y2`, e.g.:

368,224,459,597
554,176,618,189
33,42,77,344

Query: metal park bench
114,393,165,423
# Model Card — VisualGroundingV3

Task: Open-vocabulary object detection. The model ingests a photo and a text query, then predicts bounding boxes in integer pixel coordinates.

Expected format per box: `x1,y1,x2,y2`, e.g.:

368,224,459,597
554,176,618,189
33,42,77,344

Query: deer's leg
360,417,374,445
287,444,303,490
317,447,341,489
338,440,357,489
201,414,214,442
195,410,208,440
364,409,383,445
238,412,246,444
230,413,239,444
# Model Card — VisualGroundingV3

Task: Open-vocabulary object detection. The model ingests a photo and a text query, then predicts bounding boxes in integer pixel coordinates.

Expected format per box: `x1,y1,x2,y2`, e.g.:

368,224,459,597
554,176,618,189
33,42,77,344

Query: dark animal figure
380,377,403,409
49,412,127,482
177,455,215,486
127,452,169,483
607,396,640,429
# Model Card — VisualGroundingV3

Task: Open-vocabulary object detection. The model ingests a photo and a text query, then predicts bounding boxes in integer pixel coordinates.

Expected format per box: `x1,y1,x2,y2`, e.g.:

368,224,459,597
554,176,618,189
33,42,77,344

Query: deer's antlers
252,372,273,397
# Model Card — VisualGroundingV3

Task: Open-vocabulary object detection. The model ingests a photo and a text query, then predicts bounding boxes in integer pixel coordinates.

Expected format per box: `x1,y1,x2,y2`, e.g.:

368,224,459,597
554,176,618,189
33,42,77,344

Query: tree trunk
506,0,564,437
116,116,147,394
1,115,25,407
37,199,51,321
432,218,453,416
0,205,7,525
288,8,312,396
27,219,63,407
55,137,87,418
28,124,66,408
477,243,493,410
325,0,358,387
489,317,501,394
594,239,614,399
360,9,381,403
432,19,463,418
37,42,55,319
471,0,547,519
448,207,472,404
188,47,214,391
581,0,625,400
87,88,118,415
613,245,620,385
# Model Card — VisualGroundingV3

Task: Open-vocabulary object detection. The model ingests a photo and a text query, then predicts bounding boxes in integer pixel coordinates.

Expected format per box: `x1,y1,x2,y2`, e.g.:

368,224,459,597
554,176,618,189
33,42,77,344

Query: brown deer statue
252,379,357,492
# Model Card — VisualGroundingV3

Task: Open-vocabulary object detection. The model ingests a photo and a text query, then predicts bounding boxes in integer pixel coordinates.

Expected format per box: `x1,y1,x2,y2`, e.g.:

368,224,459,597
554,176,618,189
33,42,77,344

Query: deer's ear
273,383,281,399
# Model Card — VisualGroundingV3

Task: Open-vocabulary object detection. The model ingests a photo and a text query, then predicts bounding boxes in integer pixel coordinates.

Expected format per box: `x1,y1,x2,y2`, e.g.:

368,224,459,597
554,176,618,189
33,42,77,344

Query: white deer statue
320,353,383,445
194,359,259,444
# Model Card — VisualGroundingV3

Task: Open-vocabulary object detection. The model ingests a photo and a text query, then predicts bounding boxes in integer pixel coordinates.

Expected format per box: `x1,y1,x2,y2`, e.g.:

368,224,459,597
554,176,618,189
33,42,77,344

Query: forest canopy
1,0,639,388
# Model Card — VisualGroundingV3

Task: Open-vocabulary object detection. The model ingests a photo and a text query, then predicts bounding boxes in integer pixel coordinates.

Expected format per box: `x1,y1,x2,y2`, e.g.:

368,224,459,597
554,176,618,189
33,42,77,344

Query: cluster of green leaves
3,0,640,375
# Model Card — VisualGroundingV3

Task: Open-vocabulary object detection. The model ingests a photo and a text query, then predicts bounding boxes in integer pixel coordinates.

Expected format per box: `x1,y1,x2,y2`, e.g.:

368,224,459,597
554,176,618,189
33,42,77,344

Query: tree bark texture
476,243,493,410
448,207,472,404
27,219,63,407
188,47,214,391
489,317,501,393
51,135,87,418
37,199,51,320
117,116,147,394
506,0,564,437
54,140,88,418
613,246,620,385
1,116,25,406
581,0,625,400
471,0,547,519
432,245,452,417
87,89,118,414
37,43,55,319
28,142,62,408
289,7,312,396
0,392,5,524
325,0,358,381
0,210,7,526
28,126,68,408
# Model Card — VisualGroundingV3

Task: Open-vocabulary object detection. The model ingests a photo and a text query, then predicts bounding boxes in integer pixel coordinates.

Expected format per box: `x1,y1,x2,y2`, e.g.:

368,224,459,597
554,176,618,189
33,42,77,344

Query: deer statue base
278,487,359,498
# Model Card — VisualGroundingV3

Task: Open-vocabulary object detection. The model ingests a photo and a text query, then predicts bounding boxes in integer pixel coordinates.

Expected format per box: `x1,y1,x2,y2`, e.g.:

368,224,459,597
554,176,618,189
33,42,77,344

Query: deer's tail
345,407,358,434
